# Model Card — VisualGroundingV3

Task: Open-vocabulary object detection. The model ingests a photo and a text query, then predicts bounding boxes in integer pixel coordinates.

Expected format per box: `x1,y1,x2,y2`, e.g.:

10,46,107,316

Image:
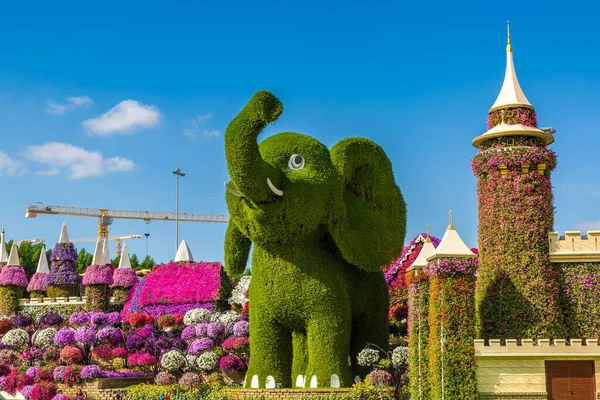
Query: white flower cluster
392,346,409,367
183,308,211,325
196,351,220,371
2,328,30,347
161,350,186,371
211,310,240,324
228,276,250,306
185,354,198,371
33,328,57,348
357,348,380,367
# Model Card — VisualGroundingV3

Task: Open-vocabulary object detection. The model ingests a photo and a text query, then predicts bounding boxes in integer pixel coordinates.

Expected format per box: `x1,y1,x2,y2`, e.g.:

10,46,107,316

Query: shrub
92,344,115,361
80,365,102,380
59,346,83,365
53,327,76,346
2,328,30,348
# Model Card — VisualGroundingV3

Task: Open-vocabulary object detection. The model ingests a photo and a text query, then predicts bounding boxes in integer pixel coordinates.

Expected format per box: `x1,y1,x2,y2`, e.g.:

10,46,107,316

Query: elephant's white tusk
224,182,243,197
267,178,283,197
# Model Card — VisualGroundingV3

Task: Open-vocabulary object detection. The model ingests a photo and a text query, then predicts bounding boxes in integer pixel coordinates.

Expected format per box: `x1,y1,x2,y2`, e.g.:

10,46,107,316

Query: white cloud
82,100,160,136
183,112,220,139
0,151,27,177
24,142,135,179
45,96,93,115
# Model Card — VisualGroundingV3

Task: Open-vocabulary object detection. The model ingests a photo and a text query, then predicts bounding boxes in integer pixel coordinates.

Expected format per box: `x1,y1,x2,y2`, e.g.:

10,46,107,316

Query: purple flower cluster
69,312,90,325
423,257,478,278
53,366,66,382
50,243,78,261
90,313,108,326
82,264,113,286
232,320,249,337
181,326,196,341
26,366,41,379
11,315,33,327
188,338,215,354
40,313,64,326
0,266,28,287
97,327,121,344
79,364,102,379
196,323,208,337
47,243,81,286
219,354,245,371
206,322,225,338
27,273,49,292
385,233,442,284
53,327,76,346
74,326,96,345
106,312,122,325
112,269,138,289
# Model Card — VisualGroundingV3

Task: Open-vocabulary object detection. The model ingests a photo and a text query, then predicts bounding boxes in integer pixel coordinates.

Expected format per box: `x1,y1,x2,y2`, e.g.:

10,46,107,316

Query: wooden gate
545,360,595,400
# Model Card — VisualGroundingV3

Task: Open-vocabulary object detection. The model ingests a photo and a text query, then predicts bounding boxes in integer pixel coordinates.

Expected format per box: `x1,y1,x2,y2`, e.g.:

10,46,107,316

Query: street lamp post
172,168,186,251
144,233,150,257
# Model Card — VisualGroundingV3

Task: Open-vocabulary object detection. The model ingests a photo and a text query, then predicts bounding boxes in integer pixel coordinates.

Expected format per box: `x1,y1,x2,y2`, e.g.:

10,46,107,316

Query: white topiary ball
2,328,30,348
33,328,57,348
211,310,240,324
161,350,186,371
357,348,380,367
392,346,409,367
183,308,211,325
196,351,220,371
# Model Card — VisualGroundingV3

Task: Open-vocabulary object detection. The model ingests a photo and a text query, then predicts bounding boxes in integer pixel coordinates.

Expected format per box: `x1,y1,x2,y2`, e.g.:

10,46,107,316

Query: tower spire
507,20,512,52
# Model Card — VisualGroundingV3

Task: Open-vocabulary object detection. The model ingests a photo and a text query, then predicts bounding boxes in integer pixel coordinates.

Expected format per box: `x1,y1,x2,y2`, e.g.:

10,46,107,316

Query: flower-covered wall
472,133,565,339
425,257,478,400
406,267,430,400
558,262,600,339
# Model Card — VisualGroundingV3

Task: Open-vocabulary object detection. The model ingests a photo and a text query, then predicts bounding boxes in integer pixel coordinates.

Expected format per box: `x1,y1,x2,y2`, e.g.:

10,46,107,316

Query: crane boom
25,204,229,243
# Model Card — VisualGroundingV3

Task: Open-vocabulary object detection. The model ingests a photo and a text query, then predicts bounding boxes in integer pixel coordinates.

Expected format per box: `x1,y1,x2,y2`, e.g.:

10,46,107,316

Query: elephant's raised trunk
225,91,283,203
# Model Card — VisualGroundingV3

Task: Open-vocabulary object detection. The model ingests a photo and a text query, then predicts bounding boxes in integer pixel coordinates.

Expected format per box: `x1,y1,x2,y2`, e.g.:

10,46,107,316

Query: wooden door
546,361,595,400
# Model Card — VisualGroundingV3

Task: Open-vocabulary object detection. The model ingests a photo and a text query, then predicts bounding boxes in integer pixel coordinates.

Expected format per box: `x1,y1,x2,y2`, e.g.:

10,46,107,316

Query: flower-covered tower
46,221,81,297
83,237,113,311
0,243,28,315
112,242,138,303
27,245,50,298
472,23,564,339
425,219,477,399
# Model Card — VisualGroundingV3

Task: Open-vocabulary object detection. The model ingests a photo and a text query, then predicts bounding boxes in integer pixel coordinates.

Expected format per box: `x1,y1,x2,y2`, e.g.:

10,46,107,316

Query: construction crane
25,203,230,242
71,235,141,257
15,238,45,246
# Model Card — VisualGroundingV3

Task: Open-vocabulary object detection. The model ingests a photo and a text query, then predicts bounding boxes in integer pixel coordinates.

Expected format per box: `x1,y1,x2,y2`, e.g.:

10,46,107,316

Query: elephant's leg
245,318,292,388
291,330,308,387
305,316,352,388
350,288,389,379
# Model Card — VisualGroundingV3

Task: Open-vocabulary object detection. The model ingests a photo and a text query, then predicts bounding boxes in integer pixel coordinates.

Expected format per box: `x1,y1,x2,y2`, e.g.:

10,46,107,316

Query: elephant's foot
242,372,283,389
293,373,345,388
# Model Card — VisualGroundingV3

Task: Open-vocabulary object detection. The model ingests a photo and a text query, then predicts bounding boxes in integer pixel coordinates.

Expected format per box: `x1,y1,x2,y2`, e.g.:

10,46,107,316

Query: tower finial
448,210,455,230
425,224,432,243
507,20,512,52
426,224,430,236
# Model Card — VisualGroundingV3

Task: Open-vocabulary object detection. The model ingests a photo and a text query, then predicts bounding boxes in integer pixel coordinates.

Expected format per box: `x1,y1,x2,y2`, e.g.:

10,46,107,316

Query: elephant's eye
288,154,305,170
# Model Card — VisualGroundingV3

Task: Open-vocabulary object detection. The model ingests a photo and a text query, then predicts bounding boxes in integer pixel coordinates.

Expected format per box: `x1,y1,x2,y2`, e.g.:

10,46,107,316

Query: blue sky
1,1,600,265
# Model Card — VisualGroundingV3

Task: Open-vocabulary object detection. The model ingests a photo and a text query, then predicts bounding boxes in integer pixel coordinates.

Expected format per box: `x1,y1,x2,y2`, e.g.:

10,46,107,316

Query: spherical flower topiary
97,326,122,344
26,367,41,379
59,346,83,365
212,310,240,324
128,313,151,329
39,313,63,326
195,323,208,337
178,372,202,389
112,347,127,359
0,319,13,335
155,371,176,386
366,369,392,388
52,366,66,383
2,328,29,348
219,354,245,371
90,313,108,327
91,344,114,361
181,326,196,341
53,327,76,347
157,314,175,328
79,365,102,380
188,337,215,354
33,328,57,348
128,353,157,367
0,266,28,287
82,264,113,286
68,312,90,326
74,326,96,345
391,346,408,367
206,322,225,338
112,268,138,289
160,350,185,371
357,348,380,367
183,308,210,325
222,337,249,353
105,312,122,325
125,334,145,350
27,273,49,293
232,320,249,337
11,316,33,328
196,351,220,371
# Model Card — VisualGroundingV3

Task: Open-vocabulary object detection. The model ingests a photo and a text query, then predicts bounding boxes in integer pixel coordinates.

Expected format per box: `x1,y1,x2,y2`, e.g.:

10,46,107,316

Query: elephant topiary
224,90,406,388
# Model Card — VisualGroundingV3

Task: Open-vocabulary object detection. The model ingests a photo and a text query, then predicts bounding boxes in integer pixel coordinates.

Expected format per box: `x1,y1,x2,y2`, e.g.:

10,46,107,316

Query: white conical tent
36,246,50,273
175,240,194,262
7,243,20,266
59,220,70,244
427,223,475,261
118,242,132,269
407,236,437,271
103,238,111,265
0,225,9,265
91,237,105,265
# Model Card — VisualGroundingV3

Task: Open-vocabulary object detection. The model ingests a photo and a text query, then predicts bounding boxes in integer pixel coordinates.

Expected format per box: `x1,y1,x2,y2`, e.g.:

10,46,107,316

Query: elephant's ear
328,137,406,272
